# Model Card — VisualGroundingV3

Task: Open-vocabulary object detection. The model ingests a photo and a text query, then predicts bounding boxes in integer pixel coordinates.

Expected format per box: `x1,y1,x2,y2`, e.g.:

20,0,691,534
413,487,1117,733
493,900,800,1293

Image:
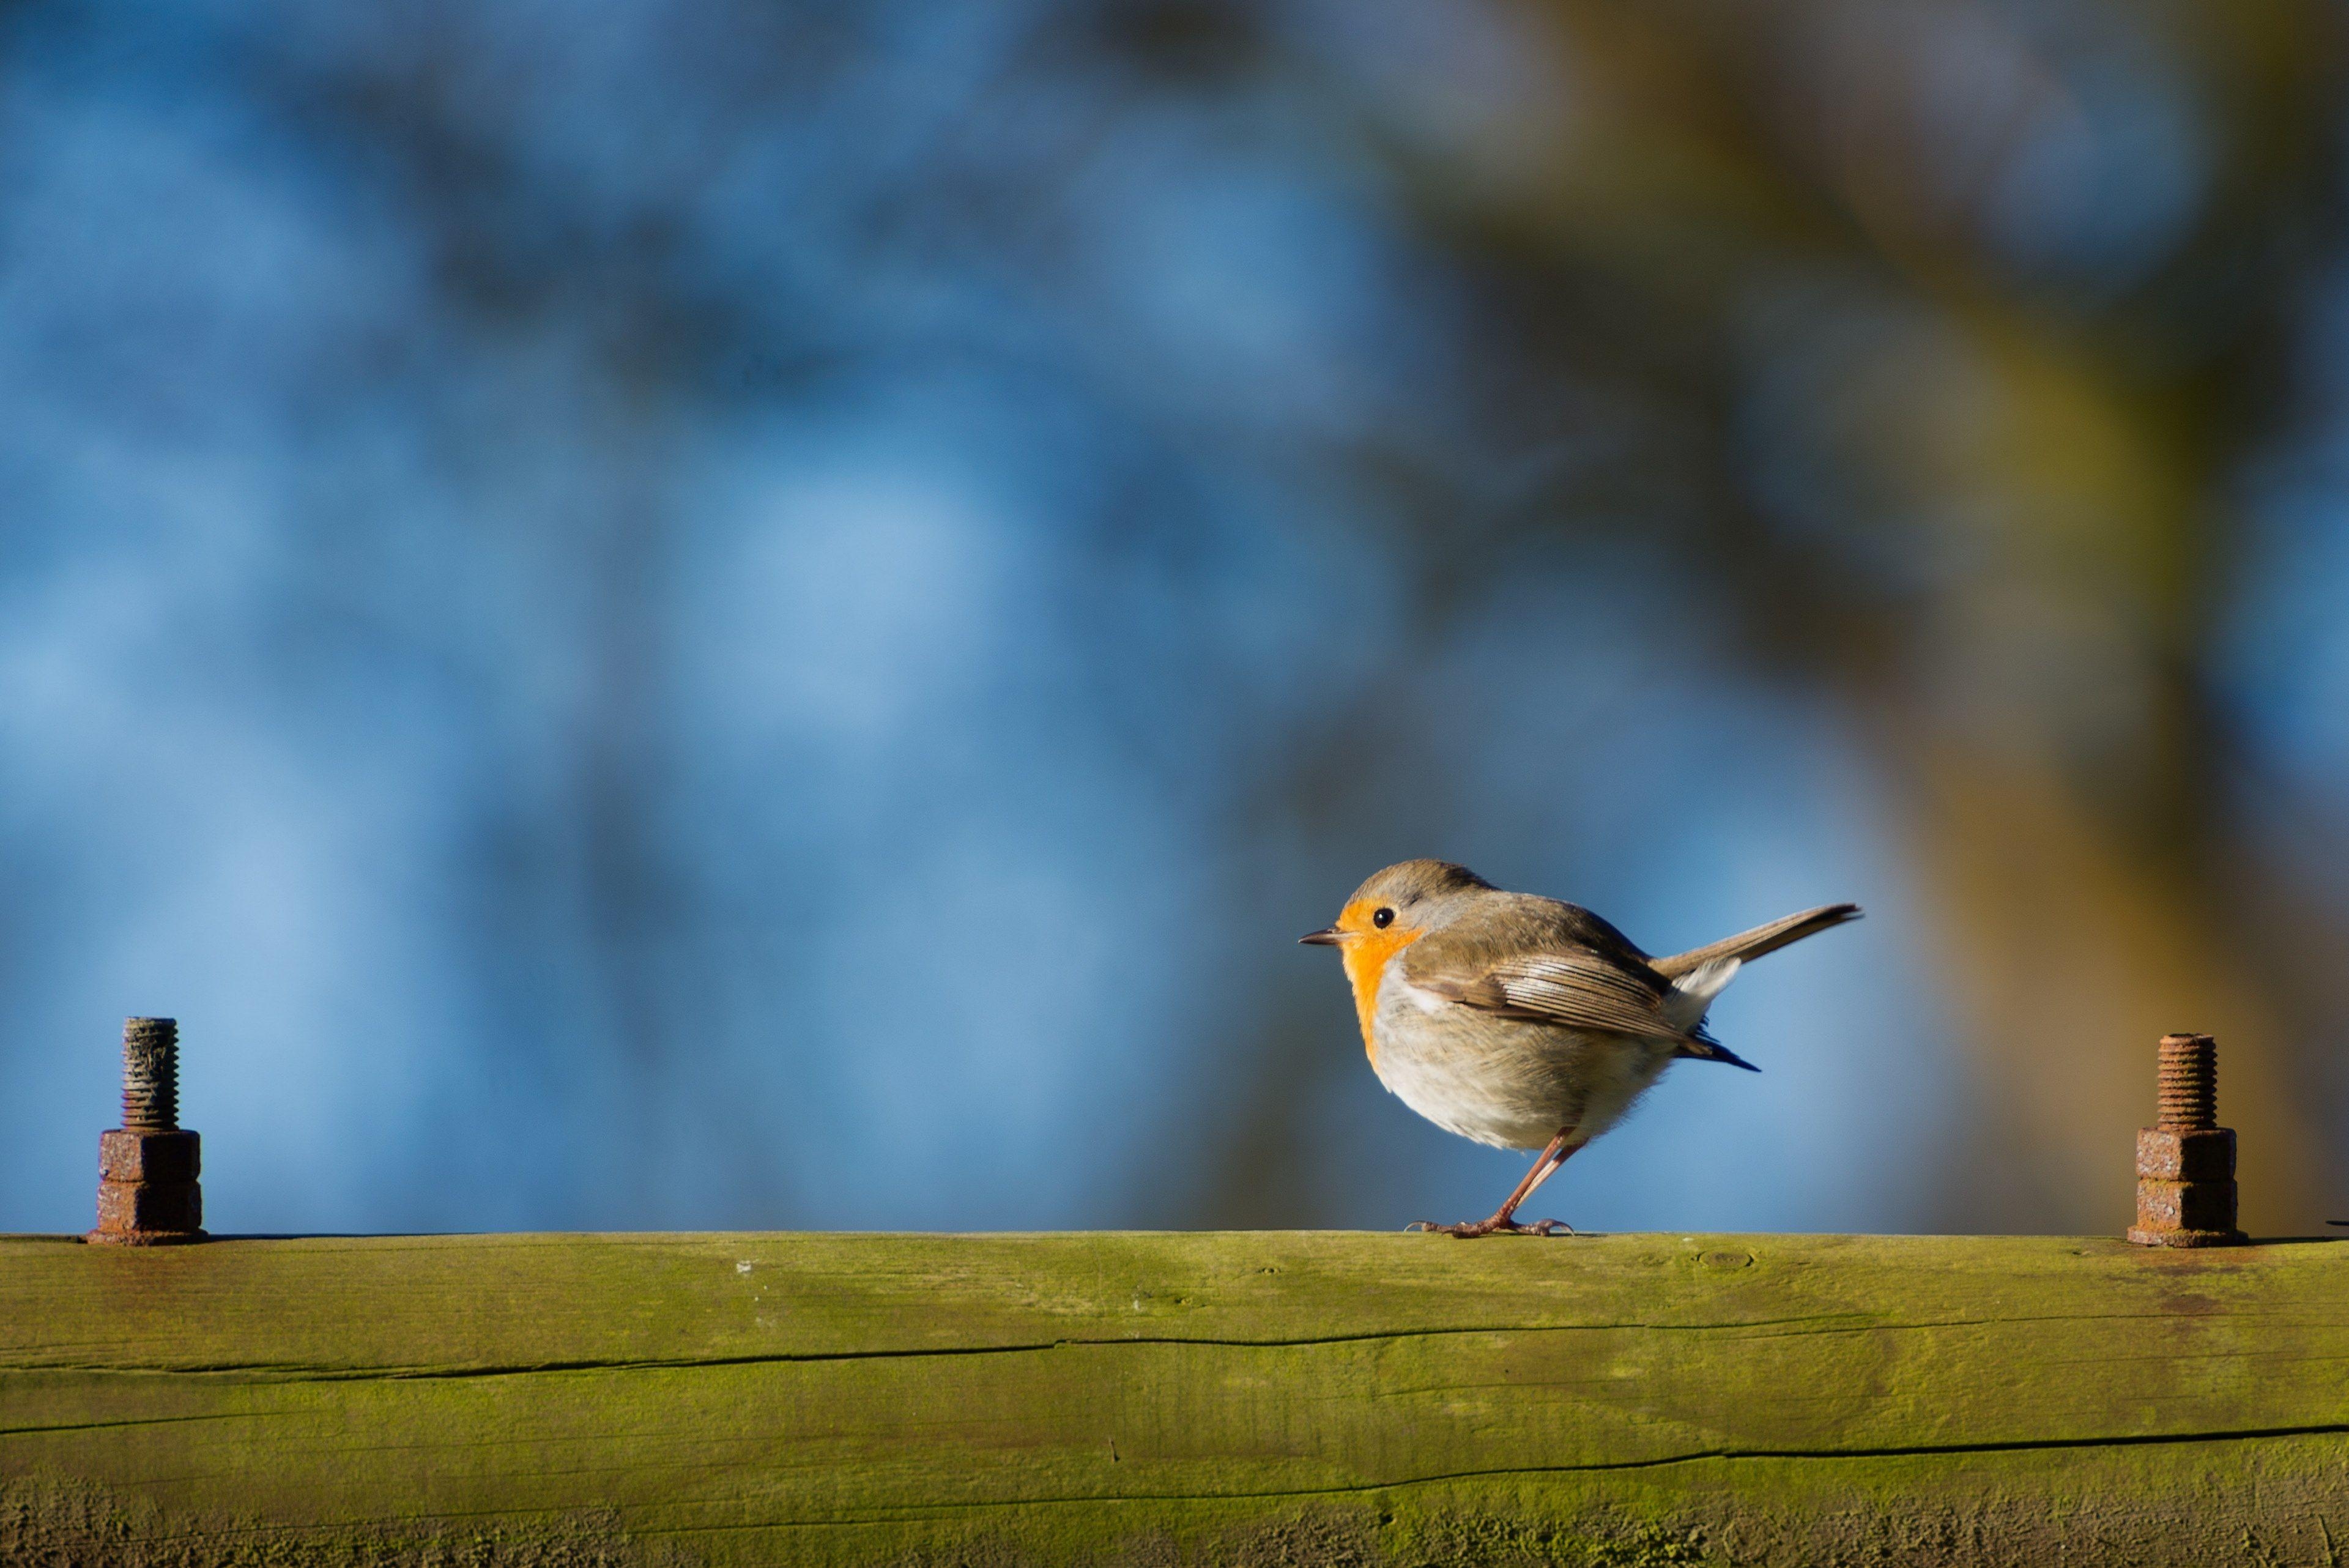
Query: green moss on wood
4,1232,2347,1565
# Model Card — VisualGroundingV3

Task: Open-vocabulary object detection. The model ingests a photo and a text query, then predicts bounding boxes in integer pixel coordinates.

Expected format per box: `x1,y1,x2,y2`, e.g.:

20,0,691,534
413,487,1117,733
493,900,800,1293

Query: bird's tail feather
1675,1035,1760,1071
1651,903,1861,981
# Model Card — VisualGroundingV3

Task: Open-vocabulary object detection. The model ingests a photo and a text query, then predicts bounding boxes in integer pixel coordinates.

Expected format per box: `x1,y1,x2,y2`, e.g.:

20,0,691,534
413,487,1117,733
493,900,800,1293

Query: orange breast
1339,927,1422,1071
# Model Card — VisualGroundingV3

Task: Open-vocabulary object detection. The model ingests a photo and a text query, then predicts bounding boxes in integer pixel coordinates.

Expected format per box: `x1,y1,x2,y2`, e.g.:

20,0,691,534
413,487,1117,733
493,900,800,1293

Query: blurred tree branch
1227,0,2349,1230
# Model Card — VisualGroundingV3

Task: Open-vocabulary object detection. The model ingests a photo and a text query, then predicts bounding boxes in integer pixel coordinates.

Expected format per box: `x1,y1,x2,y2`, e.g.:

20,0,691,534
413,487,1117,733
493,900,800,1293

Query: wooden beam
3,1231,2343,1564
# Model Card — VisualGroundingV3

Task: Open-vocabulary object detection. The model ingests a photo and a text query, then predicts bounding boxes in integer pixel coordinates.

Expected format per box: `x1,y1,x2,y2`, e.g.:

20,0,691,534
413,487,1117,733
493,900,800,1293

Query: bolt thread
121,1017,178,1130
2156,1032,2217,1131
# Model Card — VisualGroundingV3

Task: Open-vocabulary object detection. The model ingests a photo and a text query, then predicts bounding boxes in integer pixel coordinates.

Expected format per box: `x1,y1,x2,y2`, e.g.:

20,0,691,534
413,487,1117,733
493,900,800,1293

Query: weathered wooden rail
2,1230,2343,1565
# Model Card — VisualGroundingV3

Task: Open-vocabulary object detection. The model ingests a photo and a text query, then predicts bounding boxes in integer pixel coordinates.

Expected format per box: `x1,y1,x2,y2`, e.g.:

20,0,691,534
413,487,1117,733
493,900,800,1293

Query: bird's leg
1411,1128,1585,1238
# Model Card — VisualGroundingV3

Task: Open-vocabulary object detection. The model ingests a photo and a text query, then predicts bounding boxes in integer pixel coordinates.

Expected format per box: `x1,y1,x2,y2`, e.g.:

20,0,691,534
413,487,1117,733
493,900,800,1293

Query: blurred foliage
1202,0,2349,1230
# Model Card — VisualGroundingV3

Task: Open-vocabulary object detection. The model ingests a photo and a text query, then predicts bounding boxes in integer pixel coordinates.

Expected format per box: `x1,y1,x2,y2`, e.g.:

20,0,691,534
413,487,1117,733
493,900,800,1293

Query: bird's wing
1408,945,1679,1039
1405,897,1763,1068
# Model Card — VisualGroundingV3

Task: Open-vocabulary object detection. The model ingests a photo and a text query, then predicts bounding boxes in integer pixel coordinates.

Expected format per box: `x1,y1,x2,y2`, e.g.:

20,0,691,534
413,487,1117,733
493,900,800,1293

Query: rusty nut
97,1128,201,1185
95,1179,202,1236
2132,1179,2238,1235
2136,1127,2233,1183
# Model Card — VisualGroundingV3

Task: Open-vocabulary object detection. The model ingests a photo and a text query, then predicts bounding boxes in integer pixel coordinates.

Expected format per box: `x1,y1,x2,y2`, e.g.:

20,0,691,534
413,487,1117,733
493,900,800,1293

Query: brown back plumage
1393,890,1862,1072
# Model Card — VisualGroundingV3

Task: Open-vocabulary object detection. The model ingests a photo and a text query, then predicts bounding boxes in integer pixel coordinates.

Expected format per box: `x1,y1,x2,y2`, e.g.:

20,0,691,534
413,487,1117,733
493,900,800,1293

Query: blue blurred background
5,0,2347,1236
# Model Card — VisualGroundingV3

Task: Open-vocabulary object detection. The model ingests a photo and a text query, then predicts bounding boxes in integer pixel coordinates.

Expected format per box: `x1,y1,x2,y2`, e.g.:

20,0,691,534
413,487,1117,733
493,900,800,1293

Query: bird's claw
1408,1216,1577,1238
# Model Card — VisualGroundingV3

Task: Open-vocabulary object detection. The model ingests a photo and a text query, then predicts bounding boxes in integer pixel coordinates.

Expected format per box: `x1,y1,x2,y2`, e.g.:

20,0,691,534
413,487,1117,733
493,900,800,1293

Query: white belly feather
1369,964,1679,1150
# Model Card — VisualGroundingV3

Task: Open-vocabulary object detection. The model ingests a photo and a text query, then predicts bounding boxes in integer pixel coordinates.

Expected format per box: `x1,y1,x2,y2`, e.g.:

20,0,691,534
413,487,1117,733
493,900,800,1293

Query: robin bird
1302,860,1860,1237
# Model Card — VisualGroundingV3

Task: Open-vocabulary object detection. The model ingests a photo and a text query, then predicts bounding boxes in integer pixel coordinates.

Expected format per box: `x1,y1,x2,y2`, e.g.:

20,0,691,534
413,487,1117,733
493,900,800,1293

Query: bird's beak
1298,927,1341,946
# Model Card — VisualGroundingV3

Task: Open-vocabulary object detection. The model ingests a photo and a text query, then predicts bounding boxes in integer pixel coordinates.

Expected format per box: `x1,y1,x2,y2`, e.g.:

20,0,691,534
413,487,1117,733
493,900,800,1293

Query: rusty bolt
2126,1033,2244,1249
87,1017,206,1247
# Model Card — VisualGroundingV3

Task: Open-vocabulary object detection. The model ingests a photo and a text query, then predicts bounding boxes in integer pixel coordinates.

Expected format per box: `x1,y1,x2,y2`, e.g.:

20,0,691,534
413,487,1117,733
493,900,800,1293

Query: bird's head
1300,860,1495,1060
1299,859,1493,953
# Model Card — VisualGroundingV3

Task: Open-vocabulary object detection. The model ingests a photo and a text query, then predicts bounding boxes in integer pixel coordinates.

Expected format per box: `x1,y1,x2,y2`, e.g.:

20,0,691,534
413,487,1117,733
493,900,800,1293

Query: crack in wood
6,1302,2312,1386
622,1421,2349,1528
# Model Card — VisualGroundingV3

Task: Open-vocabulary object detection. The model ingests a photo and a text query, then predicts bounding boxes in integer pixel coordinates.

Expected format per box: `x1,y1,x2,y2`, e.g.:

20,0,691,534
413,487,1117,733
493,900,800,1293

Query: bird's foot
1407,1216,1576,1238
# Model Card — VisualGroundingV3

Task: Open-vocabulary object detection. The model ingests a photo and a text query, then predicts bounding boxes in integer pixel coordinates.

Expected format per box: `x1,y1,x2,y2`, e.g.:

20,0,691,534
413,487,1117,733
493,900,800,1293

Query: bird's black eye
1372,907,1395,928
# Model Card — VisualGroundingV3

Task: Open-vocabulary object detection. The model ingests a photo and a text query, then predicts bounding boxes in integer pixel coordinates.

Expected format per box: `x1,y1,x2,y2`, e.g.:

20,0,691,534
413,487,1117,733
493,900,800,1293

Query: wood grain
3,1231,2345,1564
